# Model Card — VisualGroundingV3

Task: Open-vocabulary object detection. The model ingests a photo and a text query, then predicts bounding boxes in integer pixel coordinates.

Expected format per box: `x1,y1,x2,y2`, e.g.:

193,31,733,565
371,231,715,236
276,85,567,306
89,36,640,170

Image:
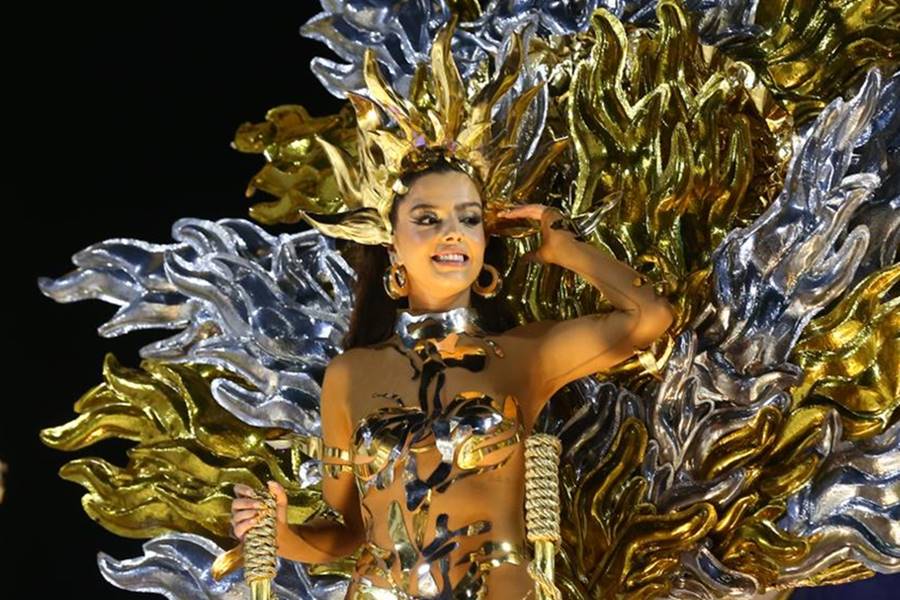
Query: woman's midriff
347,564,534,600
354,443,534,598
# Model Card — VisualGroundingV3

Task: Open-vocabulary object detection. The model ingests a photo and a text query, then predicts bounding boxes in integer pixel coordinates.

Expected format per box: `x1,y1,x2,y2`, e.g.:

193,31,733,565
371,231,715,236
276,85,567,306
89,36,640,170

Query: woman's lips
431,253,469,267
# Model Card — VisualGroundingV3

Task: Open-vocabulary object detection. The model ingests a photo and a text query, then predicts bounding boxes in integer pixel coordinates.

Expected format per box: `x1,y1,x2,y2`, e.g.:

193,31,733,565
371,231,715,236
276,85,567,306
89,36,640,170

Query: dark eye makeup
413,213,482,226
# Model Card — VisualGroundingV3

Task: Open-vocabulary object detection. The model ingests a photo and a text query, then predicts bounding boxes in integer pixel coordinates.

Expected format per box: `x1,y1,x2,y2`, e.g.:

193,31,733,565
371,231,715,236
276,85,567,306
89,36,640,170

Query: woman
229,157,675,598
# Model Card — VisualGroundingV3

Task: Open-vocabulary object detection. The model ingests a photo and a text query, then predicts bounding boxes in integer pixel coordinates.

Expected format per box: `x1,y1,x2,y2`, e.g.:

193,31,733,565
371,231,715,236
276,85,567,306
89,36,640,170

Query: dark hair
340,160,516,350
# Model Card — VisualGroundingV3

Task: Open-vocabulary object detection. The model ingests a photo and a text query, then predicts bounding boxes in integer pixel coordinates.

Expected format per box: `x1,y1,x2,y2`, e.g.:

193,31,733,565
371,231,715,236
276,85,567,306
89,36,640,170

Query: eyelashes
414,215,482,226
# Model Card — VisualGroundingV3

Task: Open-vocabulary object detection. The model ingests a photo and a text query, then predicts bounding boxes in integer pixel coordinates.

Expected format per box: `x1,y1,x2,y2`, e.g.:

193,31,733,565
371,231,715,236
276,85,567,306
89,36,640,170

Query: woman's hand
496,204,576,265
231,480,289,542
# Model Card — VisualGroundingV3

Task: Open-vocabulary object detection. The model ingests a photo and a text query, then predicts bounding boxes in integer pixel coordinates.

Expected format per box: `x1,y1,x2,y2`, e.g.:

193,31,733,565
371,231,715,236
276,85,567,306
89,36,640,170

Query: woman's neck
404,286,472,313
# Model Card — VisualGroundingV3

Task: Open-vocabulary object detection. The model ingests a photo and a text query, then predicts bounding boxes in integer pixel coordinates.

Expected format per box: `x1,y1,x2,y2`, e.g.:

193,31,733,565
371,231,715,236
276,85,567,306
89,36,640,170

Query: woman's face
389,170,486,303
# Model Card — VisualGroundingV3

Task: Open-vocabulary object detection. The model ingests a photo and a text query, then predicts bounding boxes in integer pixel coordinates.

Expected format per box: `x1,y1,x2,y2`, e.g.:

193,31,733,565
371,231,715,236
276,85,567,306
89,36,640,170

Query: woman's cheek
398,226,425,247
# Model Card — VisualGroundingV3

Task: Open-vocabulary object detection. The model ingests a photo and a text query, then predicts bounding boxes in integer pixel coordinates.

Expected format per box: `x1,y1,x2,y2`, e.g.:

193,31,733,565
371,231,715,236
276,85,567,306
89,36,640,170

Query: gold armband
287,435,353,479
322,444,354,478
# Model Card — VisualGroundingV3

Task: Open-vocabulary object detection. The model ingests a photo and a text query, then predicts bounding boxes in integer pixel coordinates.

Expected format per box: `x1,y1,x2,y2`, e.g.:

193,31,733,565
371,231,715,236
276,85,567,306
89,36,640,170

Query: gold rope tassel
243,489,279,600
524,433,563,600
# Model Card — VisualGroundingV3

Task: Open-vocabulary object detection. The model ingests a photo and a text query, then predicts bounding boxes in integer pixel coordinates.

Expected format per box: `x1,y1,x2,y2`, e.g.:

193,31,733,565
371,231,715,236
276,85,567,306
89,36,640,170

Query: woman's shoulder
327,345,390,372
492,319,557,344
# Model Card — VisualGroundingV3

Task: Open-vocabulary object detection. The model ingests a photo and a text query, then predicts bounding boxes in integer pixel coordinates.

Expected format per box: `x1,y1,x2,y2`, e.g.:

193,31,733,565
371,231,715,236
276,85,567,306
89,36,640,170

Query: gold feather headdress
303,14,569,246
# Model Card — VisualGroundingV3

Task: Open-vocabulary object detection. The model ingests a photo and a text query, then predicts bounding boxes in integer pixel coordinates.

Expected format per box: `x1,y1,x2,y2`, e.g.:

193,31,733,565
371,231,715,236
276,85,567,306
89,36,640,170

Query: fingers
267,480,287,505
232,497,262,511
230,482,288,536
233,483,258,498
233,508,260,522
233,517,259,541
230,482,280,541
233,482,286,501
231,494,262,541
497,205,545,220
232,505,260,535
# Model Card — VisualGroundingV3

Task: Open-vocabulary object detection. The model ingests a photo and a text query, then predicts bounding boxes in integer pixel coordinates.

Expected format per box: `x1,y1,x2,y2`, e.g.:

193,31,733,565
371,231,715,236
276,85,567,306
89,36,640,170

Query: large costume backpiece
37,1,898,598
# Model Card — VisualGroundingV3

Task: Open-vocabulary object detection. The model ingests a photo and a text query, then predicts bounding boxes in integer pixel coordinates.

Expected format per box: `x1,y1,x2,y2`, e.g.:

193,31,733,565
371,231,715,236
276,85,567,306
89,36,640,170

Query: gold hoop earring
472,263,502,298
383,263,409,299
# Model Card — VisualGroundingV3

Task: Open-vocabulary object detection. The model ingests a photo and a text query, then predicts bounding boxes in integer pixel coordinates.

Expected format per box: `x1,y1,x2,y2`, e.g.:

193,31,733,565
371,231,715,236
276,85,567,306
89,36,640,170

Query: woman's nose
440,217,463,240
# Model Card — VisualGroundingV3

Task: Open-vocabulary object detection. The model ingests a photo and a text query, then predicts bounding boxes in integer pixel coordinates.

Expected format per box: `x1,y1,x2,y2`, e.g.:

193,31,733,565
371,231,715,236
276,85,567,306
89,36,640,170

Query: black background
7,4,897,598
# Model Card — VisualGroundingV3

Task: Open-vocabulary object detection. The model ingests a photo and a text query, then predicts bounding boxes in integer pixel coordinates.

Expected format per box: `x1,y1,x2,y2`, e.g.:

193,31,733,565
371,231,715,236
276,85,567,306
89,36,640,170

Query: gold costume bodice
324,307,529,599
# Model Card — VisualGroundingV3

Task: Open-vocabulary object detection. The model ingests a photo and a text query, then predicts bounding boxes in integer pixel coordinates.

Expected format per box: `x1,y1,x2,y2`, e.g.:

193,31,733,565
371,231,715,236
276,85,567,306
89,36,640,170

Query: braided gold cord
244,490,279,600
524,434,563,600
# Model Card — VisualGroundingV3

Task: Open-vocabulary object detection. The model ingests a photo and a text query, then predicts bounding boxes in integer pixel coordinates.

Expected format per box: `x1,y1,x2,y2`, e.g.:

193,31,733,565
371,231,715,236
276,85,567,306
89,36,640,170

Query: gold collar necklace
392,306,487,349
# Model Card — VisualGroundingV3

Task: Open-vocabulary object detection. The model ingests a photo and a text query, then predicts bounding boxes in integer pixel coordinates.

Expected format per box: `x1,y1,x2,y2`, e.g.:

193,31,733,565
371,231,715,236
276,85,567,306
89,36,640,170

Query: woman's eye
414,214,481,226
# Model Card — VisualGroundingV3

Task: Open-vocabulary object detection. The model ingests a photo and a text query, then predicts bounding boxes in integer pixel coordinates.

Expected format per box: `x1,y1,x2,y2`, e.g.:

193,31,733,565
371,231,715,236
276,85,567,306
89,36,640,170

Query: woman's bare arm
281,351,366,563
232,352,366,564
502,206,675,400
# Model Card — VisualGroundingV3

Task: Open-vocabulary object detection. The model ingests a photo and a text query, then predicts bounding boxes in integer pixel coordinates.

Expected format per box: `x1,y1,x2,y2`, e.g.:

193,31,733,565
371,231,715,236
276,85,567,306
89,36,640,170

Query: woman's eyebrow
409,201,482,211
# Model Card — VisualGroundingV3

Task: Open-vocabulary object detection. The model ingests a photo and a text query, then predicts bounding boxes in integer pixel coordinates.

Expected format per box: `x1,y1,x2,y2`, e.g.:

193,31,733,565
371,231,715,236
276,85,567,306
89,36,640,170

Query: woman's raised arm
499,205,675,400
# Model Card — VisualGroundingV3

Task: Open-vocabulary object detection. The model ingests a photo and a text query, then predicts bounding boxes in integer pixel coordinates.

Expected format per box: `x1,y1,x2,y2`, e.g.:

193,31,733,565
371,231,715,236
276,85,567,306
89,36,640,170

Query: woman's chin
420,276,477,298
428,262,476,279
429,258,472,271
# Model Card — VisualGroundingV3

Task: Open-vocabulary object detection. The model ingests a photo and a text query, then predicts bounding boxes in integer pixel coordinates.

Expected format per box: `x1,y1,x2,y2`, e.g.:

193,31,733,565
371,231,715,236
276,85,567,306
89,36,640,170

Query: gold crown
301,14,569,246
